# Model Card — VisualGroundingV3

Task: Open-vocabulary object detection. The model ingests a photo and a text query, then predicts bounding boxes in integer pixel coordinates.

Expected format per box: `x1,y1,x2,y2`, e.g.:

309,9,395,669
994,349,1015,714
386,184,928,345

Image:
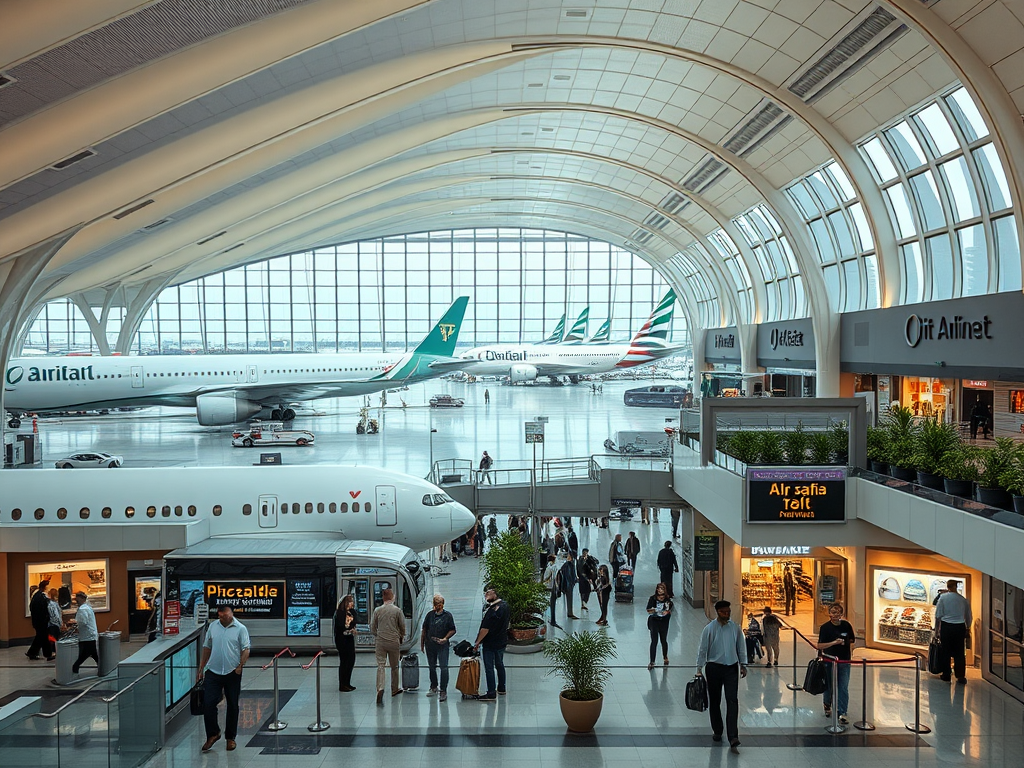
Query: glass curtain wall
23,229,676,355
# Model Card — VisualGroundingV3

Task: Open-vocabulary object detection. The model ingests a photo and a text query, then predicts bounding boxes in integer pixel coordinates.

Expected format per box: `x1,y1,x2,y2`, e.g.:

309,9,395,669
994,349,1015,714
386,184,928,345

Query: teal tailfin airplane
584,318,611,344
538,313,566,344
561,308,590,344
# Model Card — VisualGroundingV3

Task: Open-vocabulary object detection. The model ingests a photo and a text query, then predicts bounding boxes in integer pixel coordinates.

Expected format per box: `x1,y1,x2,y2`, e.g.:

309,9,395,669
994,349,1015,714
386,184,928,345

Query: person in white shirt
71,592,99,673
695,600,748,752
197,605,251,753
933,580,973,684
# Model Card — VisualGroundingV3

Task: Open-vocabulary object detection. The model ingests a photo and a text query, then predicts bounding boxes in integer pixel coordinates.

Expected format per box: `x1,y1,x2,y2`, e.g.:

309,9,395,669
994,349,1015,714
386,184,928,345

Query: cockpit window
422,494,436,506
439,494,454,503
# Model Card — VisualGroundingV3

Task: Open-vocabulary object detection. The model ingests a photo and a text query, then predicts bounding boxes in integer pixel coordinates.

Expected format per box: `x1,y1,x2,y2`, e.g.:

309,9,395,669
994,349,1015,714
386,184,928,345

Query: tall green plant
726,431,761,465
913,419,962,475
829,421,849,464
808,432,832,465
756,431,785,464
883,406,920,469
781,424,809,465
866,426,887,464
480,530,549,628
544,630,617,701
998,446,1024,497
937,444,981,483
979,437,1018,489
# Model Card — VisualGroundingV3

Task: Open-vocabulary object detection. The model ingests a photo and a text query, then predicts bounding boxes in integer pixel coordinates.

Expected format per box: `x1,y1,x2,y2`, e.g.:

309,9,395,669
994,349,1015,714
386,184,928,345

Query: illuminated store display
26,558,109,614
871,566,967,650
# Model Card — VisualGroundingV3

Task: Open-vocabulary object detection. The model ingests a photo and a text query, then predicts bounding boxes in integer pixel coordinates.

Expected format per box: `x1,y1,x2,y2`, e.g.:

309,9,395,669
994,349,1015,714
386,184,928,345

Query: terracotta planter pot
943,478,973,498
558,692,604,733
916,471,944,490
509,626,538,642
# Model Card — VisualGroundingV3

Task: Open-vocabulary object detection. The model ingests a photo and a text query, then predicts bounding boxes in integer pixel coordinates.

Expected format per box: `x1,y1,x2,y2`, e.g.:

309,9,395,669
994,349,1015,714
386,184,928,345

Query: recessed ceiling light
527,82,544,88
553,75,571,81
521,131,534,136
541,127,555,132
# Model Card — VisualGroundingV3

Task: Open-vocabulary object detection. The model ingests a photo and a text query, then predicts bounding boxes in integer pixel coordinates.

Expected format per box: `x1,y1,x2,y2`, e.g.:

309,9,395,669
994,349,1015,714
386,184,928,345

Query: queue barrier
261,647,296,731
303,651,330,732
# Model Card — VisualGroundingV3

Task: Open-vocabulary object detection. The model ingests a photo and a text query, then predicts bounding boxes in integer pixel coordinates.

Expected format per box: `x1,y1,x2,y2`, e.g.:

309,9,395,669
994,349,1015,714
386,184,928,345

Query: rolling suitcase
456,656,480,698
401,653,420,691
927,636,943,675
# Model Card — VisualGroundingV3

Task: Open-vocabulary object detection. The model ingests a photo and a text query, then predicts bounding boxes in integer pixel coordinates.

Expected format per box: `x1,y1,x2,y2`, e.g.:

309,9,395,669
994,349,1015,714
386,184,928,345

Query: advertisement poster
747,468,846,523
204,581,285,619
286,578,321,637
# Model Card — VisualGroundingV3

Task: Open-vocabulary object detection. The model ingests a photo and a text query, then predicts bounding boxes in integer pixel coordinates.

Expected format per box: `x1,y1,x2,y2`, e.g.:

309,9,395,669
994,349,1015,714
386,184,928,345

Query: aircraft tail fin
410,297,470,357
562,308,589,344
616,289,677,368
584,318,611,344
539,314,566,344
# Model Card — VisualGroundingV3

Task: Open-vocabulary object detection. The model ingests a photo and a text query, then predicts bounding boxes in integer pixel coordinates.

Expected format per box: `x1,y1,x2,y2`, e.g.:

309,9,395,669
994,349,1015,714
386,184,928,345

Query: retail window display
872,566,967,650
902,377,952,421
741,558,812,611
26,558,109,615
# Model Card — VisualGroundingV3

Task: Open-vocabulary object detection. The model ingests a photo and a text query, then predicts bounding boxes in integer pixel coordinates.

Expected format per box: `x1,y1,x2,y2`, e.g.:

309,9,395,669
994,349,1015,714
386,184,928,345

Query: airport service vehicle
0,464,475,552
623,385,689,408
54,451,124,468
429,394,464,408
164,538,428,652
441,290,684,383
231,422,315,447
3,298,468,427
609,430,672,456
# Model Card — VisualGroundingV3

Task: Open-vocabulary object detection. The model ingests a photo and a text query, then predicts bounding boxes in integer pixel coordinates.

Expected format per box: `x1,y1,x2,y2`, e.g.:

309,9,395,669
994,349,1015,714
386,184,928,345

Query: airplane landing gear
568,375,580,384
356,408,379,434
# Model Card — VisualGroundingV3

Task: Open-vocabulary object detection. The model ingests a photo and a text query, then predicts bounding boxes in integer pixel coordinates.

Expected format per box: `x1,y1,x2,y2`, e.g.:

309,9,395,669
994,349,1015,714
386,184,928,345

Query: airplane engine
196,391,262,425
509,364,538,383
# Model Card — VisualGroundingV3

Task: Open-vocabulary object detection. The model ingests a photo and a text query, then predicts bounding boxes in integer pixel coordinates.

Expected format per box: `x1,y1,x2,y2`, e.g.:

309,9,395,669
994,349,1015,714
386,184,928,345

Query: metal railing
431,453,673,488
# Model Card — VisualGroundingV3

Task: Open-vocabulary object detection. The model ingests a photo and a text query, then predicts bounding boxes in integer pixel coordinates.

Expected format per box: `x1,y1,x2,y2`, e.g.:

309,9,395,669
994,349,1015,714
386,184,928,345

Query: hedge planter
869,460,889,475
943,478,974,498
891,466,917,482
976,485,1013,511
916,471,945,491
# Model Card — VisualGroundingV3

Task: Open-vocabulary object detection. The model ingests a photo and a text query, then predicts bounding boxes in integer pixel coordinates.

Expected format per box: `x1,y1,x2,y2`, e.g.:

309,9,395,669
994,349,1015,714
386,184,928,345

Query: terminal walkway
0,517,1019,768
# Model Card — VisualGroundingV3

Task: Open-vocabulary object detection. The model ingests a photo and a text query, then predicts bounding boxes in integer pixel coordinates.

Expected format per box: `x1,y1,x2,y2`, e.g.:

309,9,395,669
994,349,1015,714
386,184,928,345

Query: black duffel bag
927,636,943,675
189,681,205,716
685,675,709,712
802,657,828,695
452,639,476,658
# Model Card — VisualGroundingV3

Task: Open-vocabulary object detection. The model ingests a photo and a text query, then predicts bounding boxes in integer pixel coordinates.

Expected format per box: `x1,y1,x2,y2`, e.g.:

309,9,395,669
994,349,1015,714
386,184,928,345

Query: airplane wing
427,357,470,371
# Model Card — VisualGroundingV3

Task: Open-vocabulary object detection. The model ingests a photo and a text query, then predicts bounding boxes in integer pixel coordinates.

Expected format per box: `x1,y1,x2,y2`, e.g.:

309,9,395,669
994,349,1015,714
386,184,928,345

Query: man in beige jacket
370,588,407,704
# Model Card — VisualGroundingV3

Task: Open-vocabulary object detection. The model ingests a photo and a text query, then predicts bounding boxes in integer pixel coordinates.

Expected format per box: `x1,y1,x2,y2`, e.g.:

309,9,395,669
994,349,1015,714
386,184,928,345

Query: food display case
871,566,968,650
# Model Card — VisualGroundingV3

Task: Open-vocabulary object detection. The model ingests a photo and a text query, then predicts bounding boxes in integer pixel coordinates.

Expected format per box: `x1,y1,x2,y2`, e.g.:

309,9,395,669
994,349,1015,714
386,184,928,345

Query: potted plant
977,437,1017,510
808,431,832,465
866,426,888,474
883,406,920,481
913,419,961,490
937,444,980,497
480,530,549,645
781,424,809,465
828,421,849,465
756,431,785,465
998,446,1024,514
544,630,617,733
726,431,760,465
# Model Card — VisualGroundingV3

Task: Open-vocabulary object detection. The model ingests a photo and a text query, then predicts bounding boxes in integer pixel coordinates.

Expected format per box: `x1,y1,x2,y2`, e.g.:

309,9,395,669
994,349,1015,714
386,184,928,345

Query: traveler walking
646,583,673,669
595,565,612,626
656,541,679,597
473,587,510,701
421,594,457,701
26,580,53,660
558,552,579,620
814,603,855,723
146,589,162,643
670,508,681,539
484,389,490,405
479,451,494,484
71,592,100,674
783,565,797,615
760,606,783,666
197,605,251,753
47,589,64,654
566,523,578,558
334,595,357,691
609,534,625,580
371,588,407,704
624,531,641,571
577,548,598,613
696,600,748,752
542,555,559,626
933,580,972,684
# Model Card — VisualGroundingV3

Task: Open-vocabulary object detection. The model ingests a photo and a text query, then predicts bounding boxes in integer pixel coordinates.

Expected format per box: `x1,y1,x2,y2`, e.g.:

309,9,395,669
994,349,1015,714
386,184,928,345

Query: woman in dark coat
595,565,612,626
646,583,673,669
334,595,357,691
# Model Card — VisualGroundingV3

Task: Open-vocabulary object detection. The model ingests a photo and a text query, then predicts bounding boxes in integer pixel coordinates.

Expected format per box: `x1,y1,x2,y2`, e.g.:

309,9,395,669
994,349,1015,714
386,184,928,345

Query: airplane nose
452,502,475,533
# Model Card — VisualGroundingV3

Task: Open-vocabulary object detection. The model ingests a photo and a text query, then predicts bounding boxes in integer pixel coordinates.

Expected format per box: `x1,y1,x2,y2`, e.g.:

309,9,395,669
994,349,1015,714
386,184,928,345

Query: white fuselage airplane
0,464,475,551
3,298,468,426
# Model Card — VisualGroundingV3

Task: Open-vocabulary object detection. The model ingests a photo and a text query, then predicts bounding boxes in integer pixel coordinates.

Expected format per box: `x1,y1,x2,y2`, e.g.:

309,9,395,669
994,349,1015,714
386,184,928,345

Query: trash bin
98,631,121,677
55,638,79,685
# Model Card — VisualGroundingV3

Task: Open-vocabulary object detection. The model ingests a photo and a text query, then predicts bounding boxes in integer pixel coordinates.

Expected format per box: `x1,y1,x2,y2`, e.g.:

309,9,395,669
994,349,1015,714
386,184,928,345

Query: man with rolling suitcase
473,586,510,701
420,594,457,701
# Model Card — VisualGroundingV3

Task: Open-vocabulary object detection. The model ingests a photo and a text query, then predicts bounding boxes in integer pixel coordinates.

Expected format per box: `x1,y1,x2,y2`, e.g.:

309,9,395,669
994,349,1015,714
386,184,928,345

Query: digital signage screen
286,578,321,637
746,467,846,523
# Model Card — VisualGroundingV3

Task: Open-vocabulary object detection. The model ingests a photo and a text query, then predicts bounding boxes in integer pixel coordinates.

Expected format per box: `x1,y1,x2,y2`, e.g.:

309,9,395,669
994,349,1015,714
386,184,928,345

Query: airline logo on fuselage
6,364,94,385
438,323,457,342
483,350,528,362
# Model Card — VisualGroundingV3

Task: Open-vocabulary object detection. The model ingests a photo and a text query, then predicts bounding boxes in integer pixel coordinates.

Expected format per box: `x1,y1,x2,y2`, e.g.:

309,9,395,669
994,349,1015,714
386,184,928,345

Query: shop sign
205,581,285,618
163,599,181,636
525,421,544,444
749,546,811,556
694,535,720,571
965,380,989,388
612,498,641,507
904,313,993,347
714,333,735,349
747,468,846,523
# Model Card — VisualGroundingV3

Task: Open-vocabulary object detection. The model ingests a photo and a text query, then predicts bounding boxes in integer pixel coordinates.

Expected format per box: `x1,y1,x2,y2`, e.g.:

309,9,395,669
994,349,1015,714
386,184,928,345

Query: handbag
189,681,205,716
685,675,709,712
452,639,475,658
927,636,943,674
802,657,828,695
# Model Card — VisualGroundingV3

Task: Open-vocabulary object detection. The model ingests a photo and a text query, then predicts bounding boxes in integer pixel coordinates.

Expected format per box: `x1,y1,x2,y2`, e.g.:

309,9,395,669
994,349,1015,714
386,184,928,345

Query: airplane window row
240,501,372,515
265,368,382,374
4,504,223,521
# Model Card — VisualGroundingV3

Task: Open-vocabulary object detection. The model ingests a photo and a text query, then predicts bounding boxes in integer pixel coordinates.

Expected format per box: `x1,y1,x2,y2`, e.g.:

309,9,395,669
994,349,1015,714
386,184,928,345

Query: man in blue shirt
71,592,99,673
696,600,748,752
197,605,251,753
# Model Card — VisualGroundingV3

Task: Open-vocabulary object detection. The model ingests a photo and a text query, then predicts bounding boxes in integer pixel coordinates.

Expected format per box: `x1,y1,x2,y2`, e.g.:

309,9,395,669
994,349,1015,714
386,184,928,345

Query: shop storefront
740,546,848,631
865,548,980,655
985,577,1024,701
898,376,954,421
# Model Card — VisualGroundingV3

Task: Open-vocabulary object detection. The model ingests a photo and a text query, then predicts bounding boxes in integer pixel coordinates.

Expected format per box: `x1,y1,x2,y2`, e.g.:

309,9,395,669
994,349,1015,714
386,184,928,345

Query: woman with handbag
595,565,612,626
646,583,673,669
334,595,358,692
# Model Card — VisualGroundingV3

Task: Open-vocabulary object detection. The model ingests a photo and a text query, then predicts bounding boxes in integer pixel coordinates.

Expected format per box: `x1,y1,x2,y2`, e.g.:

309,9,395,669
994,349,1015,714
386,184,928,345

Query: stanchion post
853,658,875,731
904,654,931,734
307,652,330,732
825,656,846,734
786,627,803,691
262,647,294,732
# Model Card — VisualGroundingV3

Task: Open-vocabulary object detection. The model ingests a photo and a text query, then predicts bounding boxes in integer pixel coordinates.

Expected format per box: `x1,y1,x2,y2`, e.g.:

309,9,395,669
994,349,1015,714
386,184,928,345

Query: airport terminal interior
3,1,1024,766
